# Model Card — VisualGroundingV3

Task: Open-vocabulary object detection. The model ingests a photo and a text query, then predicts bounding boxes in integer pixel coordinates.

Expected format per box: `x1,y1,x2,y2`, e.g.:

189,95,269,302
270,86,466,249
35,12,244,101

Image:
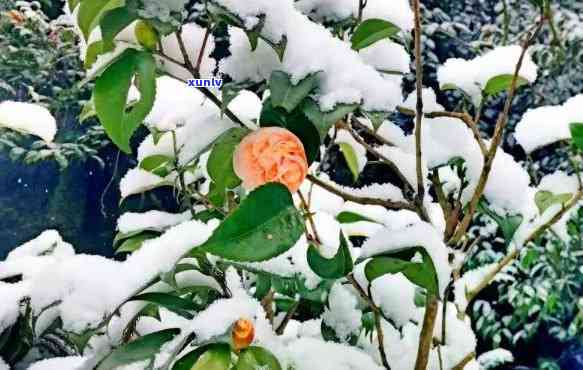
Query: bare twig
351,117,396,147
298,189,322,244
412,0,425,214
452,352,476,370
275,300,300,335
465,189,582,305
306,174,417,212
347,274,391,370
414,295,439,370
450,18,545,244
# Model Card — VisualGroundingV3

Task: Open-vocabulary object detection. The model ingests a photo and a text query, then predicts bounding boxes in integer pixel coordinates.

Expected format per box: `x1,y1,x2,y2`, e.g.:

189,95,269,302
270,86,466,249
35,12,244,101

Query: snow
437,45,538,104
311,173,406,203
478,348,514,369
295,0,414,31
157,23,216,81
514,94,583,153
287,337,384,370
454,263,499,311
119,168,171,199
370,273,421,327
359,40,410,74
117,210,192,234
360,221,452,296
0,358,8,370
1,221,214,332
218,0,405,112
27,357,85,370
322,283,362,341
0,101,57,142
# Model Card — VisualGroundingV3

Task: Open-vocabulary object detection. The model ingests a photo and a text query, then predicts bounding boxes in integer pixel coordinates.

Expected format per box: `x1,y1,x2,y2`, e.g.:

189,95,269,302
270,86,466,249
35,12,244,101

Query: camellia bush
1,0,582,370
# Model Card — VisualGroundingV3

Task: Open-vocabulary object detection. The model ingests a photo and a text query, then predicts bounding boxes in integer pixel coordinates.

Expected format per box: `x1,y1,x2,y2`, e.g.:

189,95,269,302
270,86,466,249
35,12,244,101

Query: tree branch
450,18,545,244
306,174,417,211
412,0,425,214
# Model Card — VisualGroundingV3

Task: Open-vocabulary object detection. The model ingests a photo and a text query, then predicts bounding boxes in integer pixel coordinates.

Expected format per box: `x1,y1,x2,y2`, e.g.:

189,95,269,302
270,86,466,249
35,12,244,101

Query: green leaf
521,248,539,269
77,0,124,39
172,344,225,370
338,142,361,182
483,74,529,96
307,232,353,279
351,19,400,51
244,15,265,51
364,247,439,296
130,293,198,319
440,83,460,92
115,232,158,254
96,328,180,370
302,99,357,140
336,211,376,224
100,6,138,52
68,0,80,10
139,154,174,177
191,344,232,370
260,98,320,164
84,41,104,70
534,190,572,215
363,111,389,130
94,49,156,153
233,346,282,370
199,183,304,262
478,201,523,247
270,71,320,113
570,122,583,151
208,127,250,203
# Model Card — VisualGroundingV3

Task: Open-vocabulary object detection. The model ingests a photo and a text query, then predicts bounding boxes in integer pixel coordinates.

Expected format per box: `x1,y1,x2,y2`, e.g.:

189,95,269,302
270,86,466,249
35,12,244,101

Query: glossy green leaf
570,122,583,150
478,201,523,247
199,183,304,262
115,232,158,254
96,328,180,370
307,232,353,279
130,293,198,319
68,0,80,10
364,247,439,296
233,346,282,370
338,142,361,182
534,190,572,215
208,127,250,204
77,0,124,39
302,99,357,140
336,211,376,224
363,111,389,130
351,19,400,51
94,49,156,153
483,74,529,96
100,6,138,52
139,154,174,177
260,98,320,164
172,344,225,370
84,41,104,70
269,71,320,113
191,344,232,370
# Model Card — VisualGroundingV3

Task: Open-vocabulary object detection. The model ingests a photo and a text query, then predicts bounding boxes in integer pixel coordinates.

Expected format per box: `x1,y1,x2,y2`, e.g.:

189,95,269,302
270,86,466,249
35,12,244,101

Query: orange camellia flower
231,318,255,351
233,127,308,193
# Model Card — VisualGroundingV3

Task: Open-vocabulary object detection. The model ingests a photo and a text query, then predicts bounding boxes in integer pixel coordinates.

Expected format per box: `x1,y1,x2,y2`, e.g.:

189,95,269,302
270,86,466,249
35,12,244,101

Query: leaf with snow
95,328,181,370
483,74,529,96
0,102,57,143
570,122,583,151
307,232,353,279
534,190,572,215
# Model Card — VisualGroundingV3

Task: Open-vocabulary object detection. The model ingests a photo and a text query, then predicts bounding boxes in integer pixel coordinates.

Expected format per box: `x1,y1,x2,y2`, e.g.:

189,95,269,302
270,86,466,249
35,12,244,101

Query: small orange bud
232,318,255,351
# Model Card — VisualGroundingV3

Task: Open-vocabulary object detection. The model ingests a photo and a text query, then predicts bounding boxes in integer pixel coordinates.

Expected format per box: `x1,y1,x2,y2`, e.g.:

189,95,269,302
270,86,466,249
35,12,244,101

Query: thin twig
351,117,395,147
465,189,582,305
414,295,439,370
306,174,417,211
452,352,476,370
298,189,321,244
450,18,545,244
275,300,300,335
412,0,425,216
347,274,391,370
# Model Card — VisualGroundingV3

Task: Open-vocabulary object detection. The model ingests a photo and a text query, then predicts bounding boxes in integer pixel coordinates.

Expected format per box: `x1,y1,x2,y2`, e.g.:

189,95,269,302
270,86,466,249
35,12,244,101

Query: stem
414,294,438,370
452,352,476,370
275,300,300,335
347,274,391,370
298,189,322,244
171,131,196,218
412,0,425,213
450,18,544,244
465,189,582,305
306,174,417,211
